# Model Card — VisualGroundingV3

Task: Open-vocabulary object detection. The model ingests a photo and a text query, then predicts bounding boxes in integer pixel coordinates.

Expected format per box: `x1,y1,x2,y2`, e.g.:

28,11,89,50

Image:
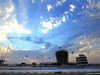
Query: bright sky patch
0,0,100,64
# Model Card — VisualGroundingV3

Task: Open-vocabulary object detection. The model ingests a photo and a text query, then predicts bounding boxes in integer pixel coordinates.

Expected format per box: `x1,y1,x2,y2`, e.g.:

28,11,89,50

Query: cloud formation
47,4,53,11
70,4,75,11
56,0,66,6
0,0,100,64
0,0,32,41
40,15,68,34
32,0,34,3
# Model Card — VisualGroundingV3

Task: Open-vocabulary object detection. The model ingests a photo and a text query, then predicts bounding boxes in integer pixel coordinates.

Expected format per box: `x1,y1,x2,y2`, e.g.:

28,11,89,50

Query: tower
76,54,88,66
56,50,68,65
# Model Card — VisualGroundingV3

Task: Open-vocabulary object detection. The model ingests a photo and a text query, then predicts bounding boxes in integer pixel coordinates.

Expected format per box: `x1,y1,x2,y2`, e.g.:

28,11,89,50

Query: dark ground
0,72,100,75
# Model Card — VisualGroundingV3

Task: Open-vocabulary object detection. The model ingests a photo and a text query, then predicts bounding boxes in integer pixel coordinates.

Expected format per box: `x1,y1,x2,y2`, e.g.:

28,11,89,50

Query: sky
0,0,100,64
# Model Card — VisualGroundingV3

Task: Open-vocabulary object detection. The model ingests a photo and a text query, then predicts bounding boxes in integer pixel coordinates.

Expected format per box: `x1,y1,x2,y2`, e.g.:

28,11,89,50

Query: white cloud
5,4,15,13
0,31,8,40
24,29,32,34
79,0,100,17
40,12,69,33
40,16,67,33
18,0,29,22
0,20,32,35
40,21,53,29
56,1,61,6
0,0,32,40
56,0,66,6
79,42,83,45
50,17,55,22
70,4,75,11
70,4,75,9
32,0,34,3
40,16,43,18
96,1,100,9
62,16,66,22
41,29,48,34
82,6,84,9
53,24,57,27
2,2,15,20
65,12,68,14
47,4,53,11
62,0,66,3
14,49,33,51
3,14,10,20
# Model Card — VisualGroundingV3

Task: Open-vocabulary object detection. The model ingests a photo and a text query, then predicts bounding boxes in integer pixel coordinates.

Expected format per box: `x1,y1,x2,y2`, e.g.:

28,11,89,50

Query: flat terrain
0,67,100,75
0,72,100,75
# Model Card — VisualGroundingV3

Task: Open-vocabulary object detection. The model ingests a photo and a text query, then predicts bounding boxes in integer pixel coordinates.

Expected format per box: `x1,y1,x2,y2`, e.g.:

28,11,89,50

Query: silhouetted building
76,54,88,65
56,50,68,65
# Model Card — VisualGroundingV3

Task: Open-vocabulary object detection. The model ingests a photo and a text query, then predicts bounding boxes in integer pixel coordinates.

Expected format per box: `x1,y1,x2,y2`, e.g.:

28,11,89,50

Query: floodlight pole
87,52,92,64
53,55,54,62
42,49,44,65
4,44,10,61
71,52,74,63
37,57,38,64
39,55,41,64
41,46,45,69
41,46,45,64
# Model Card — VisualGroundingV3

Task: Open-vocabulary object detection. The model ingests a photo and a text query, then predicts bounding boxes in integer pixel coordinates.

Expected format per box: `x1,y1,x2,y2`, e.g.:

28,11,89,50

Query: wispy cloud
33,37,45,44
18,0,29,23
40,21,53,29
32,0,34,3
40,16,43,19
40,15,68,34
70,4,75,11
56,1,61,6
0,0,32,41
56,0,66,6
47,4,53,11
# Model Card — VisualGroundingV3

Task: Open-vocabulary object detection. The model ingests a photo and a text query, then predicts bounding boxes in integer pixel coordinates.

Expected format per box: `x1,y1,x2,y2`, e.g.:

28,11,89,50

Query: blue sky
0,0,100,64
